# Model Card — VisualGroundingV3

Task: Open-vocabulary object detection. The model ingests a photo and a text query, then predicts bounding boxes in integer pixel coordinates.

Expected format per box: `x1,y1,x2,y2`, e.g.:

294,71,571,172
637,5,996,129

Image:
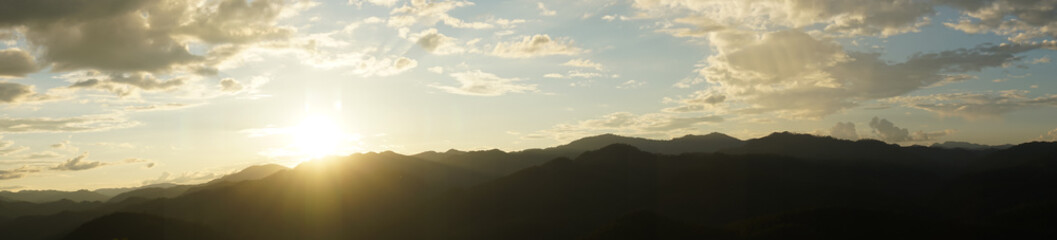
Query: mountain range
1,132,1055,239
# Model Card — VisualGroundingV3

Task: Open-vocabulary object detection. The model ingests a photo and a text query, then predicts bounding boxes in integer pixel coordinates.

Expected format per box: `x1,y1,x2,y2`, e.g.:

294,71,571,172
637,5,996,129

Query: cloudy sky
1,0,1056,190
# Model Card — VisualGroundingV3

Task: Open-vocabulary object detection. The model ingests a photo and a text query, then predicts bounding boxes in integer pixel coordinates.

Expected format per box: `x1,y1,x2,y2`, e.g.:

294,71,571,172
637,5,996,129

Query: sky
0,0,1056,191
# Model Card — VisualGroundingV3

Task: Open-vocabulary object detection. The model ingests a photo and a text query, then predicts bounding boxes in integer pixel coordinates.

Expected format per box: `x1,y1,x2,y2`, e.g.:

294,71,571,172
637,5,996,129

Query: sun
290,115,355,159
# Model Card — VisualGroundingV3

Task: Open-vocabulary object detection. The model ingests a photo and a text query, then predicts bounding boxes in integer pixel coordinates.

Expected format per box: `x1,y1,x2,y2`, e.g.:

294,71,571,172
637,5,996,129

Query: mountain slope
554,132,744,154
414,133,745,177
107,164,288,203
62,212,230,240
1,133,1054,240
0,190,109,203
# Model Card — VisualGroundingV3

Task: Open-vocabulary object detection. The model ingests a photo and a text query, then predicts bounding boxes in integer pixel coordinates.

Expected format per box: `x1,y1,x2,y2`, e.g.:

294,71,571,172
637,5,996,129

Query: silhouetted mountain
2,133,1055,239
0,199,104,222
107,185,195,203
107,164,288,203
554,132,744,155
718,132,989,170
0,189,109,203
92,183,178,197
582,211,736,240
62,212,229,240
0,197,156,240
0,210,106,240
420,144,944,239
727,207,1000,240
414,133,744,177
205,164,289,185
108,152,490,239
931,141,1013,150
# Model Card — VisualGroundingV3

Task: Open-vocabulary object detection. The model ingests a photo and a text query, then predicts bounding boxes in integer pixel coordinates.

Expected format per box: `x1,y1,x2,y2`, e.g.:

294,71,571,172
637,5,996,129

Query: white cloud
1039,128,1057,141
0,145,28,157
409,28,465,55
829,122,859,140
633,0,934,37
352,56,418,77
668,30,1055,118
562,59,604,71
123,103,199,112
349,0,398,7
663,90,726,113
303,52,418,77
543,70,603,79
868,117,952,143
0,114,136,133
529,112,723,141
388,0,493,29
942,0,1057,43
617,80,646,89
432,70,537,96
141,171,218,185
491,35,584,58
886,91,1057,119
537,2,556,16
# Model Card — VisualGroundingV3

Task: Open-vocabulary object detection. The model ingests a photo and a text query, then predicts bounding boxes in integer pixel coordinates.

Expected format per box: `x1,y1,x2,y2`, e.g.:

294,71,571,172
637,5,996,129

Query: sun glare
290,115,356,159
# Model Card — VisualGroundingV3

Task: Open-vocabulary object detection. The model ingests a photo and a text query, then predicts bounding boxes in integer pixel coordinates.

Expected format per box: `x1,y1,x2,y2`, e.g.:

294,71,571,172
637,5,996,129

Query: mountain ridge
1,132,1054,239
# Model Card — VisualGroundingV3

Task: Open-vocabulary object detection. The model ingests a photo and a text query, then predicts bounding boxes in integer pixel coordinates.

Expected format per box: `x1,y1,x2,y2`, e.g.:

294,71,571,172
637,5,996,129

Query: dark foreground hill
1,132,1054,239
62,212,230,240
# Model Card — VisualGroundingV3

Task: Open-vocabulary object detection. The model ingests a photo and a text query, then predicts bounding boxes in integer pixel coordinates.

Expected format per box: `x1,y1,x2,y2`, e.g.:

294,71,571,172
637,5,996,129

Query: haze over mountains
1,132,1055,239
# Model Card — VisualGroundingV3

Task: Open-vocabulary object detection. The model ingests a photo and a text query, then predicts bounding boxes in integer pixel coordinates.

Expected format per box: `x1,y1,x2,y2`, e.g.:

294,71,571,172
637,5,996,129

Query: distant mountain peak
554,133,745,155
674,132,740,141
931,141,1013,150
207,164,289,185
596,143,644,153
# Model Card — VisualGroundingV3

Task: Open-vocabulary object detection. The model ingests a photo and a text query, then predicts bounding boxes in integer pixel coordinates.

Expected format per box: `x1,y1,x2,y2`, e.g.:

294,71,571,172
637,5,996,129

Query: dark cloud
0,115,135,133
0,49,39,77
3,0,300,73
66,72,187,97
0,166,40,180
0,82,44,104
0,0,149,26
52,152,104,171
411,28,463,54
